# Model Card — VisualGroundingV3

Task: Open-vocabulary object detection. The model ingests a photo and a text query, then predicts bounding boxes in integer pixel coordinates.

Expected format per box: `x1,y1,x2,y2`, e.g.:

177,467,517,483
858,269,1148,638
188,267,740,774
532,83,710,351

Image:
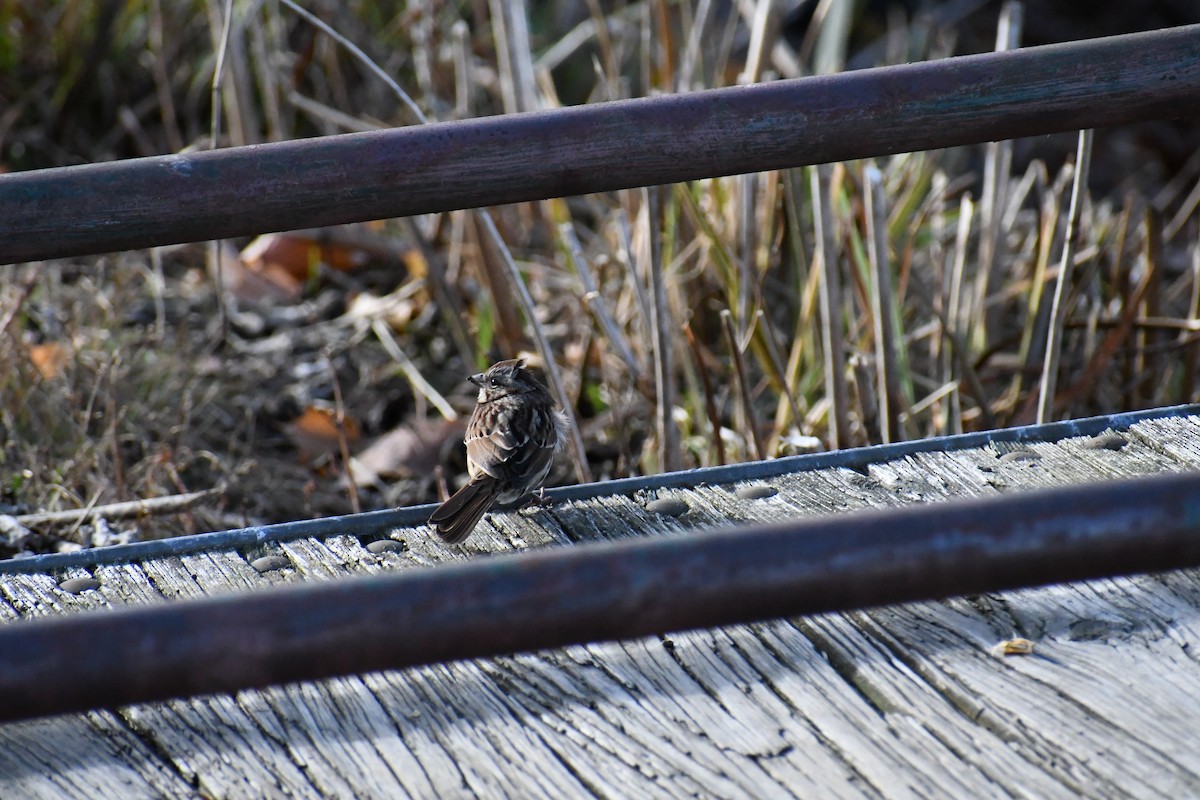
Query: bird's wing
466,402,558,482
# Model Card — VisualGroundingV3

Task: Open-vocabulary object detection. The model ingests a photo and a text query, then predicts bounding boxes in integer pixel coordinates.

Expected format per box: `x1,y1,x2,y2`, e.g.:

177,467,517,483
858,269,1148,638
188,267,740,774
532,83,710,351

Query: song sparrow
429,358,567,544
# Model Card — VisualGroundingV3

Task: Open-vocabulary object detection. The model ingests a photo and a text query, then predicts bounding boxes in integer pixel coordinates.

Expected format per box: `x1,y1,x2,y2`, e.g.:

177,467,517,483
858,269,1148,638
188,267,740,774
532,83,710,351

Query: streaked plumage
429,359,566,544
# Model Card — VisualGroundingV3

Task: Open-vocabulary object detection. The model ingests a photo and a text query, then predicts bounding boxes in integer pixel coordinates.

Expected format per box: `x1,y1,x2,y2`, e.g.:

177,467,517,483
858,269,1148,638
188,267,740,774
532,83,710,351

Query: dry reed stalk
811,165,851,448
1038,129,1093,423
864,162,904,443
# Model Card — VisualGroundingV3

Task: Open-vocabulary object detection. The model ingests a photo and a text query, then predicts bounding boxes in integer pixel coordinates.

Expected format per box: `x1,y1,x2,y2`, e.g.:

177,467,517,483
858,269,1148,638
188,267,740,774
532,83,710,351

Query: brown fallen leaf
284,405,362,464
242,231,372,283
238,234,312,299
213,241,301,303
348,417,466,487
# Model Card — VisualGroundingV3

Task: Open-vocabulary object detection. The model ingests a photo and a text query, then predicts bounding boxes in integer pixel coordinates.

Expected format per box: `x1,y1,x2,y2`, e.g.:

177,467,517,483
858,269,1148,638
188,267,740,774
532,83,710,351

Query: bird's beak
468,372,485,387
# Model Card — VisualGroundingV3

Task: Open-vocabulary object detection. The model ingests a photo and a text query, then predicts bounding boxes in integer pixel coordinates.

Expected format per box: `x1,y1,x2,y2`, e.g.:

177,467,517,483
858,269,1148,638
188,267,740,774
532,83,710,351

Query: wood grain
3,414,1200,797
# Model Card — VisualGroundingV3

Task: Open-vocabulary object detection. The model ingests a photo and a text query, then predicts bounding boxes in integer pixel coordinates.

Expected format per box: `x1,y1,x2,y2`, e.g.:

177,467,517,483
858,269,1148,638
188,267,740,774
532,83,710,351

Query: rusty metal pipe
2,25,1200,263
2,469,1200,722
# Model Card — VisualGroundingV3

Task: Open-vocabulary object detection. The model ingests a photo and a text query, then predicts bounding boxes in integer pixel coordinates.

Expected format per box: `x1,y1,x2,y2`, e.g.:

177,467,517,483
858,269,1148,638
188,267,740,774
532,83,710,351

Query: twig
13,485,227,531
1016,162,1062,404
278,0,426,124
1136,208,1165,405
677,0,713,91
106,353,128,501
371,319,458,421
645,185,681,472
1037,129,1093,424
489,0,539,113
287,91,379,132
972,0,1023,350
206,0,236,344
324,352,360,514
1164,173,1200,242
864,162,904,443
738,0,777,85
401,217,476,370
946,191,974,432
1111,194,1136,408
148,0,184,152
811,165,851,449
617,207,654,360
559,221,641,380
753,308,805,434
1181,244,1200,401
722,310,765,460
683,322,726,465
450,20,472,119
1056,264,1154,411
927,170,956,435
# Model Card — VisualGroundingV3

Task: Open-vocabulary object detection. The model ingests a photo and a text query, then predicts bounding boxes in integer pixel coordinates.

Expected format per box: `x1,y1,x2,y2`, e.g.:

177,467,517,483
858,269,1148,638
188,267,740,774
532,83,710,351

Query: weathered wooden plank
125,525,603,798
1130,415,1200,468
3,413,1200,798
739,619,1071,799
128,546,425,799
0,566,201,796
121,696,324,799
366,663,603,798
18,557,337,798
859,581,1200,799
0,713,197,800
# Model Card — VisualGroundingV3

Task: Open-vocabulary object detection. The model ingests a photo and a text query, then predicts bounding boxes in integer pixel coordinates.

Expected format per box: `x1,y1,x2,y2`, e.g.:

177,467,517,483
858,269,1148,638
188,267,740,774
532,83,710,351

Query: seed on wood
58,577,101,594
366,539,406,554
250,555,291,573
1083,433,1128,451
736,485,778,500
646,498,689,517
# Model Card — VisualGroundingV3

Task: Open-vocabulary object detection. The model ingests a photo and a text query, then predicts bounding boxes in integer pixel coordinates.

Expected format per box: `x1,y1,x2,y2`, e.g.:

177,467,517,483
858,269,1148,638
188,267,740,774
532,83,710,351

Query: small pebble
250,554,291,573
736,484,778,500
1083,432,1128,451
59,577,101,594
646,498,689,517
366,539,406,554
998,449,1041,463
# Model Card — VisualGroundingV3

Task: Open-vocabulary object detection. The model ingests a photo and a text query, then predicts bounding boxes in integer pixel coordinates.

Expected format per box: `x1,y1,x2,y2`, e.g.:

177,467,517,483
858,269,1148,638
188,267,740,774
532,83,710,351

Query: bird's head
469,358,543,403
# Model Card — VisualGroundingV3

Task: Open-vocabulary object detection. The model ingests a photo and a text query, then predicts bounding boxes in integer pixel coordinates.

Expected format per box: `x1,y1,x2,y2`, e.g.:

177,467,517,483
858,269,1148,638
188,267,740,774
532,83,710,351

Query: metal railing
1,25,1198,263
2,24,1200,721
2,467,1200,722
0,403,1192,576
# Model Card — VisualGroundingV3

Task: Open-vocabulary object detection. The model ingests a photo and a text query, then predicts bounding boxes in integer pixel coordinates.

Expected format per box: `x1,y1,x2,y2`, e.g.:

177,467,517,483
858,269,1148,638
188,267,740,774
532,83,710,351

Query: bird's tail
429,477,501,544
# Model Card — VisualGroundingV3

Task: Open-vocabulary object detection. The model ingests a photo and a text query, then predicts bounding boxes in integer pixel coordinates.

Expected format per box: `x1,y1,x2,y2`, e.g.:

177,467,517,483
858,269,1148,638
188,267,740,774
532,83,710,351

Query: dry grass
1,1,1198,555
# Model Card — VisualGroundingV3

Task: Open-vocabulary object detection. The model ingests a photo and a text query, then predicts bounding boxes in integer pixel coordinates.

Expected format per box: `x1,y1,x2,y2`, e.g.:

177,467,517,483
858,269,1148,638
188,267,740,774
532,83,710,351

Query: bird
429,358,567,544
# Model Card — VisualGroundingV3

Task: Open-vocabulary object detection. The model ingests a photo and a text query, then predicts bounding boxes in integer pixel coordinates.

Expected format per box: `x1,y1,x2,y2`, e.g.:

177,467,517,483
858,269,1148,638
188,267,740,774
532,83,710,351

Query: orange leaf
284,405,361,463
27,343,68,379
241,233,317,287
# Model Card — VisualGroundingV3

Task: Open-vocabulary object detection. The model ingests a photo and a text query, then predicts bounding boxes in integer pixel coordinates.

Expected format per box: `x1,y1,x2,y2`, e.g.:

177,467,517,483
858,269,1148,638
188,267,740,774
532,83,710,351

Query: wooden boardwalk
3,408,1200,798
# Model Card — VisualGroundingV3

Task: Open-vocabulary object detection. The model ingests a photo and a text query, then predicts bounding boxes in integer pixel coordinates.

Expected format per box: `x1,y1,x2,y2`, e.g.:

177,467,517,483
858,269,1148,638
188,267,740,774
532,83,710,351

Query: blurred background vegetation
1,0,1198,553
